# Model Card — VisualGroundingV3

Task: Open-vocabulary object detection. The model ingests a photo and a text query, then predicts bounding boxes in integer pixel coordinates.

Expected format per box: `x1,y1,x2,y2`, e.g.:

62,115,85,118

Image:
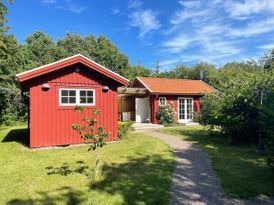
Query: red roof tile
136,77,215,95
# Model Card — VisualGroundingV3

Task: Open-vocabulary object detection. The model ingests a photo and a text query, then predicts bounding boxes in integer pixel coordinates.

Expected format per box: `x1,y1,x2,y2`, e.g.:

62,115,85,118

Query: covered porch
118,87,151,123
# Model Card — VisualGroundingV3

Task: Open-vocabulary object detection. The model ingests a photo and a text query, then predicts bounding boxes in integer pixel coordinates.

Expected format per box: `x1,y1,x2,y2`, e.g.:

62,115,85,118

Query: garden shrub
260,86,274,167
197,69,273,144
156,104,176,125
0,89,27,126
118,121,133,139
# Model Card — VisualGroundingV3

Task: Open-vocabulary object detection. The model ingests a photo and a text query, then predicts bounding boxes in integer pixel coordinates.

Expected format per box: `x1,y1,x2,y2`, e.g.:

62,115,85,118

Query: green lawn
0,125,174,205
159,126,274,198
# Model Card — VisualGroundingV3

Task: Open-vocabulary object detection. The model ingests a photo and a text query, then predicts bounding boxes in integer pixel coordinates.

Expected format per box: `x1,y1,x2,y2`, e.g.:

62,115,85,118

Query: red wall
27,63,119,148
150,95,201,124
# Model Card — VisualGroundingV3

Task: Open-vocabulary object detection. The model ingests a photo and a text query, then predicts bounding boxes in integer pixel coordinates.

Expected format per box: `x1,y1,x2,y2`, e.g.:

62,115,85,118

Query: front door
178,98,193,122
136,97,150,123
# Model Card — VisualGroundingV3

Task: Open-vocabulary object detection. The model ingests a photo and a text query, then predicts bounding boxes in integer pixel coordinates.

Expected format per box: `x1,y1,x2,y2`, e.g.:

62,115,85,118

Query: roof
135,77,216,95
16,54,129,86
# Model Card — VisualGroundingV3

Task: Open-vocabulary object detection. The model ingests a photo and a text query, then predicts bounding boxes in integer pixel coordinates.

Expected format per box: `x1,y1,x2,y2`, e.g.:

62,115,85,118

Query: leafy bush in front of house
260,87,274,167
156,104,176,125
118,121,133,139
197,68,273,144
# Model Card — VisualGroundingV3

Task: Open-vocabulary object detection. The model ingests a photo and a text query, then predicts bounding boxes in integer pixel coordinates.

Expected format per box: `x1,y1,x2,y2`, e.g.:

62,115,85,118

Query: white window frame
59,88,95,106
159,97,166,106
178,97,193,122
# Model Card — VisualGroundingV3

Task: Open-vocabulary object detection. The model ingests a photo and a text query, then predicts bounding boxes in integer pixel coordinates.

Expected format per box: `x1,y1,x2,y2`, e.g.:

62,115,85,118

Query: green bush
0,89,27,126
156,104,176,125
260,87,274,167
197,69,273,144
118,121,133,139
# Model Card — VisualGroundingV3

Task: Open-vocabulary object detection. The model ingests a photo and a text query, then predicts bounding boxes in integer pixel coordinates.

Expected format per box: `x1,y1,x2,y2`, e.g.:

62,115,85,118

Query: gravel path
142,129,273,205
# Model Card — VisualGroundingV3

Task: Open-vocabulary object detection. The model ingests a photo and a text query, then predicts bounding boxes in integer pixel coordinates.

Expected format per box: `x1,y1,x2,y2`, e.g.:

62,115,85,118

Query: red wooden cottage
118,77,216,124
16,54,128,148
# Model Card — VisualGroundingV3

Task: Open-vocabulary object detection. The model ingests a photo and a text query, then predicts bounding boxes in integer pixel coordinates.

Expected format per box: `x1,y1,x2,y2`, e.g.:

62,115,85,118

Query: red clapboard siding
150,95,202,124
27,63,123,148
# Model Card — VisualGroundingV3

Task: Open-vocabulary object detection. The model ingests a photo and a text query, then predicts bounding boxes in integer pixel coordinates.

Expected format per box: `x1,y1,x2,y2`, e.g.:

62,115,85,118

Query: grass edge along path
158,125,274,199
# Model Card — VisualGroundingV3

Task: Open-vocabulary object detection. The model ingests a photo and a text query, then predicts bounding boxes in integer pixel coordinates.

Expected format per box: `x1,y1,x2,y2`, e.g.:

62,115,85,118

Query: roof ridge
139,77,200,81
16,54,129,84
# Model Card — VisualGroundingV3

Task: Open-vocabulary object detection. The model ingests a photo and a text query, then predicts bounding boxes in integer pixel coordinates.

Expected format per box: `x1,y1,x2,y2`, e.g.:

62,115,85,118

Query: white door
178,98,193,122
136,97,150,123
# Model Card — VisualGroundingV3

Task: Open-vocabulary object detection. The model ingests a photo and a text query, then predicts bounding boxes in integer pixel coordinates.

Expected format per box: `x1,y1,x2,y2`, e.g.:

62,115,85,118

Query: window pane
61,90,68,96
87,91,93,97
87,97,93,103
69,90,76,96
61,97,68,103
69,97,76,103
80,90,86,97
80,97,86,103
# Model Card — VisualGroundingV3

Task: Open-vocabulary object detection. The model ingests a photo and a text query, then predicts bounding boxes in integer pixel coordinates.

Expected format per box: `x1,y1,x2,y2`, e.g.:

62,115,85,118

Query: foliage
160,126,274,198
156,104,176,125
118,121,133,139
0,125,174,205
72,108,109,180
0,88,27,125
260,85,274,167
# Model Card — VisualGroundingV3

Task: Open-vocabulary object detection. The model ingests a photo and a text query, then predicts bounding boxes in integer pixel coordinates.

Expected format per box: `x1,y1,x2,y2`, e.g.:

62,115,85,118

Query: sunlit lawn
0,125,174,205
159,126,274,198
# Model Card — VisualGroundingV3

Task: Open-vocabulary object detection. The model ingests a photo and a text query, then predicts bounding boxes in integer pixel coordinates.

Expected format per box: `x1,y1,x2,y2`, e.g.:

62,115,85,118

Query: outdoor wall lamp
102,86,109,92
42,83,50,91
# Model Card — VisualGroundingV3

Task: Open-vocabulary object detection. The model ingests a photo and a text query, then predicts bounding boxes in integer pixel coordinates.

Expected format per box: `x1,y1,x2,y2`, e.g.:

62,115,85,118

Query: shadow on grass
1,128,29,146
45,161,89,177
90,154,174,205
6,186,85,205
7,154,173,205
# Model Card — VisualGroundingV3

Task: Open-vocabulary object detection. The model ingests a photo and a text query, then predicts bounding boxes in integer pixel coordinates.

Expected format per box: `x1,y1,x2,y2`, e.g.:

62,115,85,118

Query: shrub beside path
142,129,273,205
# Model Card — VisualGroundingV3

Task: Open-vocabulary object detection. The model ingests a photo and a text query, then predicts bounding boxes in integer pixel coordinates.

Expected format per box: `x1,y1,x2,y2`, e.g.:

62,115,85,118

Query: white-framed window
159,97,166,106
59,88,95,106
178,97,193,121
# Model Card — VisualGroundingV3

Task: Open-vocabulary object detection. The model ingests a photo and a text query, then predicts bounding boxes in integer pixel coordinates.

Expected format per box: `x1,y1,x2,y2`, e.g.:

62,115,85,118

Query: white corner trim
136,77,153,92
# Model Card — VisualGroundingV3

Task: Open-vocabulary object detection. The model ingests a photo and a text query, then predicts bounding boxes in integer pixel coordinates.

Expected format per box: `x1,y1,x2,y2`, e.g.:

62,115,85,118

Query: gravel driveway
142,129,273,205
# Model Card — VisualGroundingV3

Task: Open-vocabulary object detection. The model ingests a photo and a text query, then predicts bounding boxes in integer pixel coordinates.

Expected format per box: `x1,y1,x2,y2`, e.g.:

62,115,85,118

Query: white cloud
202,40,242,58
170,0,211,25
178,0,201,8
128,0,143,9
162,35,195,53
225,0,274,19
229,17,274,37
42,0,87,14
112,8,120,15
160,0,274,66
257,43,274,50
129,10,160,38
41,0,56,3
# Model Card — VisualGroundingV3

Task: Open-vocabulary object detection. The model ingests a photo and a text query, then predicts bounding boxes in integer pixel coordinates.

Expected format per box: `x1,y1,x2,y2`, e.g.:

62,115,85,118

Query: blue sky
6,0,274,70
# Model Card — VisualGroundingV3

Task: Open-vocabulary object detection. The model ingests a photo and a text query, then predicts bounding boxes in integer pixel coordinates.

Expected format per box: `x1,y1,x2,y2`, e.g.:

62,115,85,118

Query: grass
159,125,274,199
0,125,174,205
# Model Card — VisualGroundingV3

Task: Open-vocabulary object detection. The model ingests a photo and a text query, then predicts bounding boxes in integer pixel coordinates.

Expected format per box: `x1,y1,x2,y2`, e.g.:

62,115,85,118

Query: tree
72,108,109,180
24,31,59,67
263,49,274,71
94,35,130,76
0,0,13,35
127,64,152,80
57,33,90,58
